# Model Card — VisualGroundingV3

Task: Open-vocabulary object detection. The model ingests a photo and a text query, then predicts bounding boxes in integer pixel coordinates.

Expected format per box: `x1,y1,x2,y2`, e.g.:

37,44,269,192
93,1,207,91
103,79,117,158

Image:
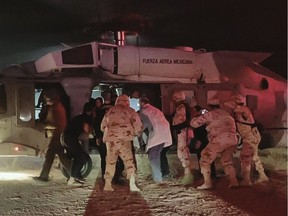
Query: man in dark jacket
33,89,67,182
63,102,94,185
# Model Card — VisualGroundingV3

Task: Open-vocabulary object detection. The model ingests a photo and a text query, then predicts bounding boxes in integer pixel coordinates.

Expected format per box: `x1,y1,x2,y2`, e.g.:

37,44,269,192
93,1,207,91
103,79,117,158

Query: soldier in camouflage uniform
190,99,239,189
101,94,143,192
171,91,194,185
224,95,269,185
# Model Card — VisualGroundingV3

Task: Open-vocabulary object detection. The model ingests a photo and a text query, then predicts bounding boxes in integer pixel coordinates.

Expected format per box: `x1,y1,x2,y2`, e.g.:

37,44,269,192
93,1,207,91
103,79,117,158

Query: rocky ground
0,150,287,216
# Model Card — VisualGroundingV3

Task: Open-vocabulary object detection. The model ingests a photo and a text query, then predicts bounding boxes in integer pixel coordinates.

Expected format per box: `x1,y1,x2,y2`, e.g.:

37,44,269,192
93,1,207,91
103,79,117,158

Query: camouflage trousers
240,128,264,173
200,133,238,175
177,129,193,174
105,140,136,183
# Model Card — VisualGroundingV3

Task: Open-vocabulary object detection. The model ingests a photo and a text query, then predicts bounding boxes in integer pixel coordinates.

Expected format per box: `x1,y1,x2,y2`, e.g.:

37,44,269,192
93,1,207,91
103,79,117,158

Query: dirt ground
0,153,287,216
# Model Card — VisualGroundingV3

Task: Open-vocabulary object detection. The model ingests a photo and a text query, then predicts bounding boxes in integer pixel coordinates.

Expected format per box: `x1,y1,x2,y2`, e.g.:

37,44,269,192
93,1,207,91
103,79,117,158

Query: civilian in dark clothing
190,105,216,178
64,102,94,185
33,89,68,182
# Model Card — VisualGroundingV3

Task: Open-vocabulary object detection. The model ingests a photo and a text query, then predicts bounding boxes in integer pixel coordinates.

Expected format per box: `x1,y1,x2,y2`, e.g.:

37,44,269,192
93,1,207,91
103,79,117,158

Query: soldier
171,91,194,185
224,95,269,185
101,94,143,192
190,98,239,189
91,96,125,184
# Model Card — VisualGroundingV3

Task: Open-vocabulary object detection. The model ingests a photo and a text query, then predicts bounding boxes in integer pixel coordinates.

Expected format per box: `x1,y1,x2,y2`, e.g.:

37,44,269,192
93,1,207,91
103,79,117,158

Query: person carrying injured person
101,94,143,192
224,94,269,185
171,91,194,185
190,98,239,189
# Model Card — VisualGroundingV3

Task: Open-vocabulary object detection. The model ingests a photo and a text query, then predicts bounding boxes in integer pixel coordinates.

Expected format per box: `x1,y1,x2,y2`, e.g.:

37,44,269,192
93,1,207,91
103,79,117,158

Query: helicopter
0,31,286,156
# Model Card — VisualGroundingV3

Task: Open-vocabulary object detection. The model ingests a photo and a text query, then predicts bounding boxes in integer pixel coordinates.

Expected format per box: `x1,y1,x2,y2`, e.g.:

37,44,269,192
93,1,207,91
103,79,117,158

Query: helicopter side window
0,84,7,114
18,87,32,122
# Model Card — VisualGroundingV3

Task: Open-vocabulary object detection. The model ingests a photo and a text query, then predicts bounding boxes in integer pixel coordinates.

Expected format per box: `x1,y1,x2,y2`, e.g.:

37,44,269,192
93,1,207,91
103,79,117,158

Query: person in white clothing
139,97,173,182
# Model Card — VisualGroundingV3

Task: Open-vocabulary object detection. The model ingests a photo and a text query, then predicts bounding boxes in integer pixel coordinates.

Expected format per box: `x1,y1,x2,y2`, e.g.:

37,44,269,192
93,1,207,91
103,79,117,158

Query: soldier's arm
234,106,249,121
190,114,208,128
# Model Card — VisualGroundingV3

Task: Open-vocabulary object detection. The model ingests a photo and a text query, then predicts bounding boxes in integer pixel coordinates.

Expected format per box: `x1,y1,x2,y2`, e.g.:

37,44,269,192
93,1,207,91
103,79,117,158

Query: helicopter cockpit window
0,84,7,114
62,44,93,65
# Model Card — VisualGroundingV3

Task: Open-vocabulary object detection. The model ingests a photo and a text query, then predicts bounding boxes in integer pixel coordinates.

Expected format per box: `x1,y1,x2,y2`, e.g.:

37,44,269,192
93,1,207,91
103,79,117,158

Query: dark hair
83,102,94,113
89,98,96,104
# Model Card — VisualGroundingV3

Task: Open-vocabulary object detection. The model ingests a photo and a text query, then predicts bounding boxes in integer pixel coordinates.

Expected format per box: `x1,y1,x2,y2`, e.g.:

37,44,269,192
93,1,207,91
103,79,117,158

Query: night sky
0,0,286,78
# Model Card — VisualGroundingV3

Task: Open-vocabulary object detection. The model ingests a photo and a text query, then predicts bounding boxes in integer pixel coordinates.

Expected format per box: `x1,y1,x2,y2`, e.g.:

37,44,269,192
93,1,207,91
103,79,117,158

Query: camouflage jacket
190,108,236,141
101,104,143,142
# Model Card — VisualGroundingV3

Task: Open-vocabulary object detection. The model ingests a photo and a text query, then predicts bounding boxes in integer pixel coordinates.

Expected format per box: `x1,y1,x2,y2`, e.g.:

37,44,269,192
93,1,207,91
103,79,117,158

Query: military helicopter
0,31,286,156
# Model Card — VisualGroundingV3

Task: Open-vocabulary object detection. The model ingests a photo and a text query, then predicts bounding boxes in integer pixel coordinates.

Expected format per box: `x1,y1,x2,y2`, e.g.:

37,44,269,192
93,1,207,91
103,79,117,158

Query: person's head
234,94,245,105
102,91,111,104
139,97,150,109
95,97,104,108
131,89,141,99
172,91,186,103
115,94,130,107
83,102,95,116
110,94,118,105
44,89,61,105
224,94,245,110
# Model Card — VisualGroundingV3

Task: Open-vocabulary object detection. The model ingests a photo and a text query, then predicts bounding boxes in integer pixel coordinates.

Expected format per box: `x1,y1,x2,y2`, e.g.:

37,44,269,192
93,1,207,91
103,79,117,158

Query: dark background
0,0,286,78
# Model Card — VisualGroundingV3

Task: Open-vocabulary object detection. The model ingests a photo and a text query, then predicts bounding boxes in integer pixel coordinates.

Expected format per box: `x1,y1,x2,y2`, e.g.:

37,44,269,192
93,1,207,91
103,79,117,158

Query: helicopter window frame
0,83,7,114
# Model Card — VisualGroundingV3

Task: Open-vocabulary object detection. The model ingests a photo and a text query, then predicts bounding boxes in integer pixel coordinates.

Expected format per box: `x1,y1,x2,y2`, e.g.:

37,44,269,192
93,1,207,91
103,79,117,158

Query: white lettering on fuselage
173,59,193,64
142,59,158,64
142,58,193,64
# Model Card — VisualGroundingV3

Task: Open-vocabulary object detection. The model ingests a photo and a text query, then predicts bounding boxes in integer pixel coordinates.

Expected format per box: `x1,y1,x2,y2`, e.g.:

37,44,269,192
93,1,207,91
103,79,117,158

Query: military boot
178,172,194,186
228,169,239,188
129,175,140,192
255,172,269,184
103,181,114,191
197,169,212,190
241,170,252,186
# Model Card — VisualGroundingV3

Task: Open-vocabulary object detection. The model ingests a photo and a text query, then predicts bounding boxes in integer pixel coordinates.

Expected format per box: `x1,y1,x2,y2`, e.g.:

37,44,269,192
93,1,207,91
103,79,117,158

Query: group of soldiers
34,88,269,192
171,91,269,190
99,90,269,191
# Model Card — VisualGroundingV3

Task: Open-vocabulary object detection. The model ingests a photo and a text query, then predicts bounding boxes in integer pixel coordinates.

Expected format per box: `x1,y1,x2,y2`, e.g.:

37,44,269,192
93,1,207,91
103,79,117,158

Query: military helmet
115,94,130,106
234,94,245,104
